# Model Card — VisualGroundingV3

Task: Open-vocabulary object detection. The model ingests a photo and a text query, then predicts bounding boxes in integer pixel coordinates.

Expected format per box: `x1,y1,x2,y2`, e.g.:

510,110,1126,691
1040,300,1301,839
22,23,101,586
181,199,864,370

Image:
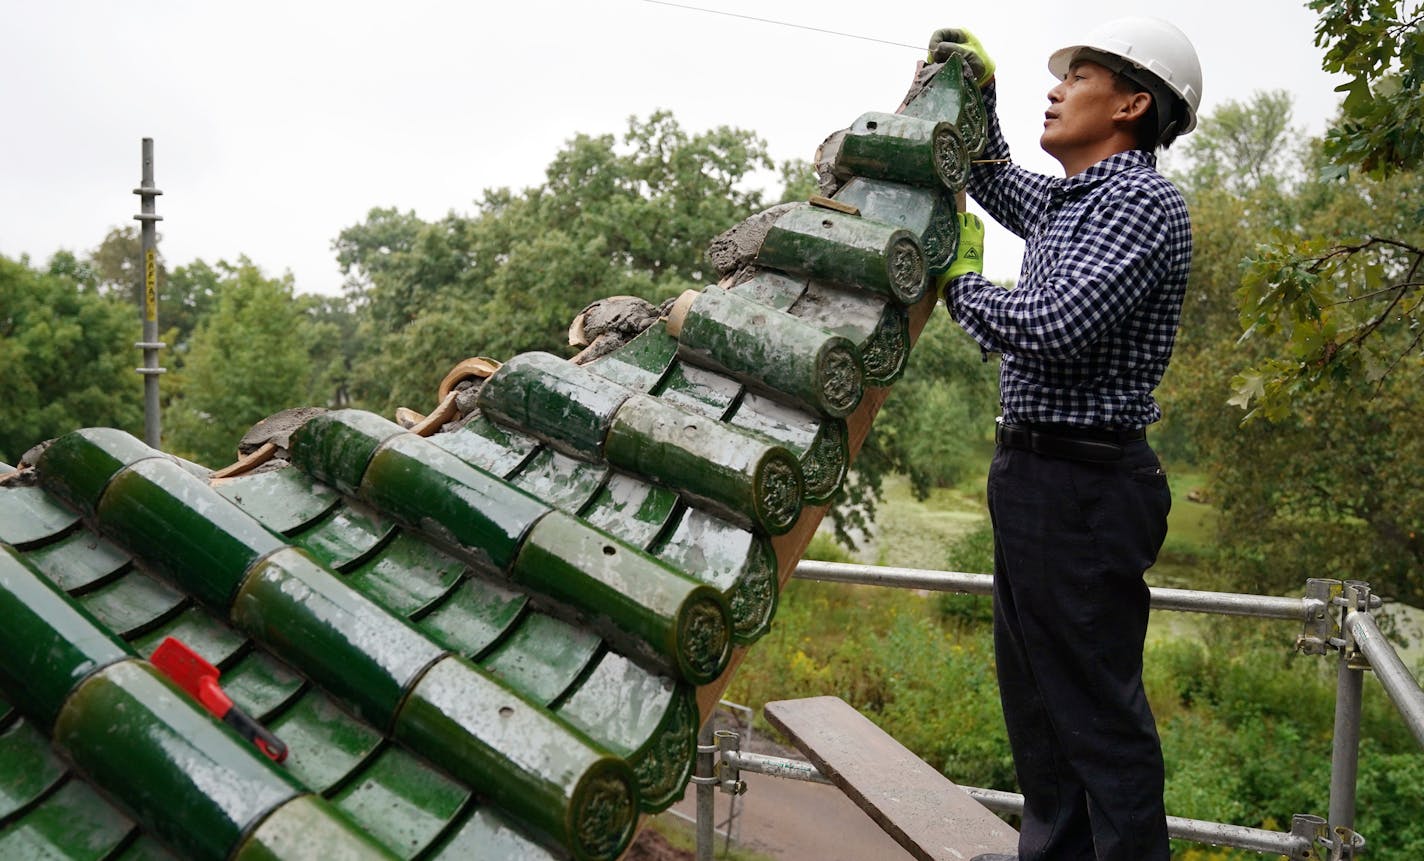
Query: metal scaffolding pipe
962,787,1311,856
794,560,994,594
793,560,1325,621
721,749,834,785
695,721,715,861
1348,609,1424,747
132,137,165,449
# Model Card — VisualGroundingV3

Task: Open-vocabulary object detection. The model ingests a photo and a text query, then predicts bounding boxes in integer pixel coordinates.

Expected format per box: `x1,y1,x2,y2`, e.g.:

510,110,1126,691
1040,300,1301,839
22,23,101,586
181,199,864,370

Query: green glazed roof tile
287,410,404,497
0,59,984,859
265,689,382,794
0,486,80,549
109,835,181,861
359,433,551,576
232,548,447,728
428,413,539,478
34,428,157,516
652,507,778,645
556,652,677,756
579,472,680,551
415,576,528,659
129,606,248,670
652,362,742,420
330,744,471,861
222,649,307,721
21,530,131,593
93,457,286,610
728,269,807,311
74,570,185,639
53,661,306,861
286,503,395,572
479,612,603,707
585,326,678,392
0,778,135,861
232,794,398,861
509,448,609,516
0,719,67,821
344,530,465,618
425,806,559,860
213,467,340,535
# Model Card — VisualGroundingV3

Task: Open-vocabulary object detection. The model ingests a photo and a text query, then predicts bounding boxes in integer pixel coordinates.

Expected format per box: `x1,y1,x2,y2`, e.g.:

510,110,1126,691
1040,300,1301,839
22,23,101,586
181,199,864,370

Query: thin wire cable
641,0,923,52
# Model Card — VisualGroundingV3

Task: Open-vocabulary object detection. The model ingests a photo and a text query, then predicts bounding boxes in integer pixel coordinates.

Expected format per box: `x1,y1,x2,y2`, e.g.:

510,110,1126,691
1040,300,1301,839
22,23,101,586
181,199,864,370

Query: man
929,18,1202,861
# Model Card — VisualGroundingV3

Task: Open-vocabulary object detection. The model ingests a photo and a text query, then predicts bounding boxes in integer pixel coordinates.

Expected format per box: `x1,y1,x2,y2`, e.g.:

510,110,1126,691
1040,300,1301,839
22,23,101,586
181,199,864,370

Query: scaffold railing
689,562,1423,861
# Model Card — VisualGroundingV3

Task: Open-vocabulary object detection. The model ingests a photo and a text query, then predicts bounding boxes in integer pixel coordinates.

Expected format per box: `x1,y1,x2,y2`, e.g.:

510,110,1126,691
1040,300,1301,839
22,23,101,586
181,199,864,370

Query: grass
864,475,987,569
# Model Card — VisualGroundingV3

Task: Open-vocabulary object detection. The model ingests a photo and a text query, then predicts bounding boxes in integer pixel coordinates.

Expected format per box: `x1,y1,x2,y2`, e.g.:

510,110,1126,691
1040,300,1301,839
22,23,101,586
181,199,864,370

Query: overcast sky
2,1,1341,296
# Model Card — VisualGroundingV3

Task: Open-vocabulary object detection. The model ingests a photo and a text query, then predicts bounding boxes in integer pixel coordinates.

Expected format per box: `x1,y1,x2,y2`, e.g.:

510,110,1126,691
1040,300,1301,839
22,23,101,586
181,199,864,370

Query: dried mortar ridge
0,57,985,861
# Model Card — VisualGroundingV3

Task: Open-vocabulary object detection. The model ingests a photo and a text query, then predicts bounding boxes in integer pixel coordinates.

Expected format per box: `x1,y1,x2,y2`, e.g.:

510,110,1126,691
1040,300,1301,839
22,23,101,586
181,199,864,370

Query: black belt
995,420,1145,463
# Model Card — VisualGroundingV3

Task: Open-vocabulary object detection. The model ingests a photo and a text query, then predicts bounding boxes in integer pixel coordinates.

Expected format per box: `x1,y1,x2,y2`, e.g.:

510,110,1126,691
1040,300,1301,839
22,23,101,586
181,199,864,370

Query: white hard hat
1048,16,1203,136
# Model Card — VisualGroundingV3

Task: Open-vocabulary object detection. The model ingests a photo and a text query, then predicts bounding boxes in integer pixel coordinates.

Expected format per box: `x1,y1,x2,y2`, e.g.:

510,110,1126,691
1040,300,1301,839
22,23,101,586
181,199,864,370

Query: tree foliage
0,255,143,463
335,111,778,414
1162,88,1424,605
1313,0,1424,178
164,260,314,467
1230,2,1424,417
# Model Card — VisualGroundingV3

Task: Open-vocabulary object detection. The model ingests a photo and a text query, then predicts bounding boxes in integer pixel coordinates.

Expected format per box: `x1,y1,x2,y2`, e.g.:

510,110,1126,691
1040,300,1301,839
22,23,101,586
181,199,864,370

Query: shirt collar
1052,149,1157,197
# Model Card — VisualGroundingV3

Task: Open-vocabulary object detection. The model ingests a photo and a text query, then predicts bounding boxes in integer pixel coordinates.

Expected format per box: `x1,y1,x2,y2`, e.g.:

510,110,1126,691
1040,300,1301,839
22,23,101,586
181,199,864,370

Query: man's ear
1116,91,1152,123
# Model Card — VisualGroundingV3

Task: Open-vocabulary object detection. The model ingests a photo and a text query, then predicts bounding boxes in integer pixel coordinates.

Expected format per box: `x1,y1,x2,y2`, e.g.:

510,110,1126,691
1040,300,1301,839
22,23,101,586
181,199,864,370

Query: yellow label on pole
144,249,157,322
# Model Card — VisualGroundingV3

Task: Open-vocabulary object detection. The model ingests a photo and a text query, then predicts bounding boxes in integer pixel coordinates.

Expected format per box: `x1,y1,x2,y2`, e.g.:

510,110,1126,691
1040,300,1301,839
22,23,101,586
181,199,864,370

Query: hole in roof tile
602,545,616,556
822,219,834,229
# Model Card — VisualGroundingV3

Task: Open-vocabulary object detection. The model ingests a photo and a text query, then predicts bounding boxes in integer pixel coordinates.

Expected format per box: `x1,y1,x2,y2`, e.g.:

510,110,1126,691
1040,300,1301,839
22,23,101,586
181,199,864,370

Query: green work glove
926,27,995,87
942,213,985,284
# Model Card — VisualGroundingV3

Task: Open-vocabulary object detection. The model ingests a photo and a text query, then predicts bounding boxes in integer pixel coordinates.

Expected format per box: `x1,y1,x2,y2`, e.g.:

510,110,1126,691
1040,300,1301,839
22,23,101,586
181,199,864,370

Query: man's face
1040,60,1131,164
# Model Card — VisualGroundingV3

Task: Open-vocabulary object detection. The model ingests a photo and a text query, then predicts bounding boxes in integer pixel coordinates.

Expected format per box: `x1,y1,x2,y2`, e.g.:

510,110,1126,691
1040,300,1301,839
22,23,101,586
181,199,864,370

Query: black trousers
986,439,1171,861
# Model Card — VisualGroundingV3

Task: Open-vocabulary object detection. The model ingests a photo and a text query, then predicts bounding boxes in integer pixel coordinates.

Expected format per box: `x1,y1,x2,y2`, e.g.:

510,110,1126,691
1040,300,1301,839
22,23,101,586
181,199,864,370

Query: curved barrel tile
755,204,927,306
674,287,864,419
556,651,698,812
511,511,731,687
394,655,638,861
605,394,805,536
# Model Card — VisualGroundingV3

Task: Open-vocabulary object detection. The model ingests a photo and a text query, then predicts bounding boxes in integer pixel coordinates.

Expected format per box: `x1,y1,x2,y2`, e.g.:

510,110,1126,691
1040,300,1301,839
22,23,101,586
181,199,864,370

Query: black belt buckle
995,421,1126,463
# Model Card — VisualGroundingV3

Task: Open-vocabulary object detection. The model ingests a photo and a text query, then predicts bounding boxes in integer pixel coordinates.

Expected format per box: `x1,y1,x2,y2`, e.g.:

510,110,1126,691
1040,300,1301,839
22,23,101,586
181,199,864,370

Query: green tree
338,111,778,414
852,313,999,525
1158,87,1424,604
165,260,313,466
0,255,143,463
1230,2,1424,417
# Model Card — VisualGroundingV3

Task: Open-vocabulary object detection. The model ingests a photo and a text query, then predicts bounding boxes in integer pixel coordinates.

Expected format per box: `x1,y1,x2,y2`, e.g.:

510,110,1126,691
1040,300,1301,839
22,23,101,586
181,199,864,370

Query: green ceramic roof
0,60,985,861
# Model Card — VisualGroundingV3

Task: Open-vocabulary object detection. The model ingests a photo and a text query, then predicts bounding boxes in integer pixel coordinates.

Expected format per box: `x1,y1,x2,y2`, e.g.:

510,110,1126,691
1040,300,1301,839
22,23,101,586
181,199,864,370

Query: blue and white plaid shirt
945,85,1192,430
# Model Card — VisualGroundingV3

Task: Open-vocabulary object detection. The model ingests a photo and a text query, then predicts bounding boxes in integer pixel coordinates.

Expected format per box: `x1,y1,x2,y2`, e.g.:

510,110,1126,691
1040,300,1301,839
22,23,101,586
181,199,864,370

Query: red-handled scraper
150,636,288,763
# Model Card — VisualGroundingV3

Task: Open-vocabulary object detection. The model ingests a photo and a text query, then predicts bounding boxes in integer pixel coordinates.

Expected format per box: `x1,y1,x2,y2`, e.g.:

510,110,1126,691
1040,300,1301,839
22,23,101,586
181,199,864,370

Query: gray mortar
706,203,799,277
238,406,328,455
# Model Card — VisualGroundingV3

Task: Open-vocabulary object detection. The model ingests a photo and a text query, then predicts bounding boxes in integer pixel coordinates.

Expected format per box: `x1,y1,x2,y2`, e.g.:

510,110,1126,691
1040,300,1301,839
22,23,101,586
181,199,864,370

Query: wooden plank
765,696,1018,861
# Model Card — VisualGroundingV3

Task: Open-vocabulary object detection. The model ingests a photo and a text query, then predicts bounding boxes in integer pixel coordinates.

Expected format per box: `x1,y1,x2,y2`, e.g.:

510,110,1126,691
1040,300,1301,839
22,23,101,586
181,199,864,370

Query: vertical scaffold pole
696,719,715,861
133,137,165,449
1328,580,1368,859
